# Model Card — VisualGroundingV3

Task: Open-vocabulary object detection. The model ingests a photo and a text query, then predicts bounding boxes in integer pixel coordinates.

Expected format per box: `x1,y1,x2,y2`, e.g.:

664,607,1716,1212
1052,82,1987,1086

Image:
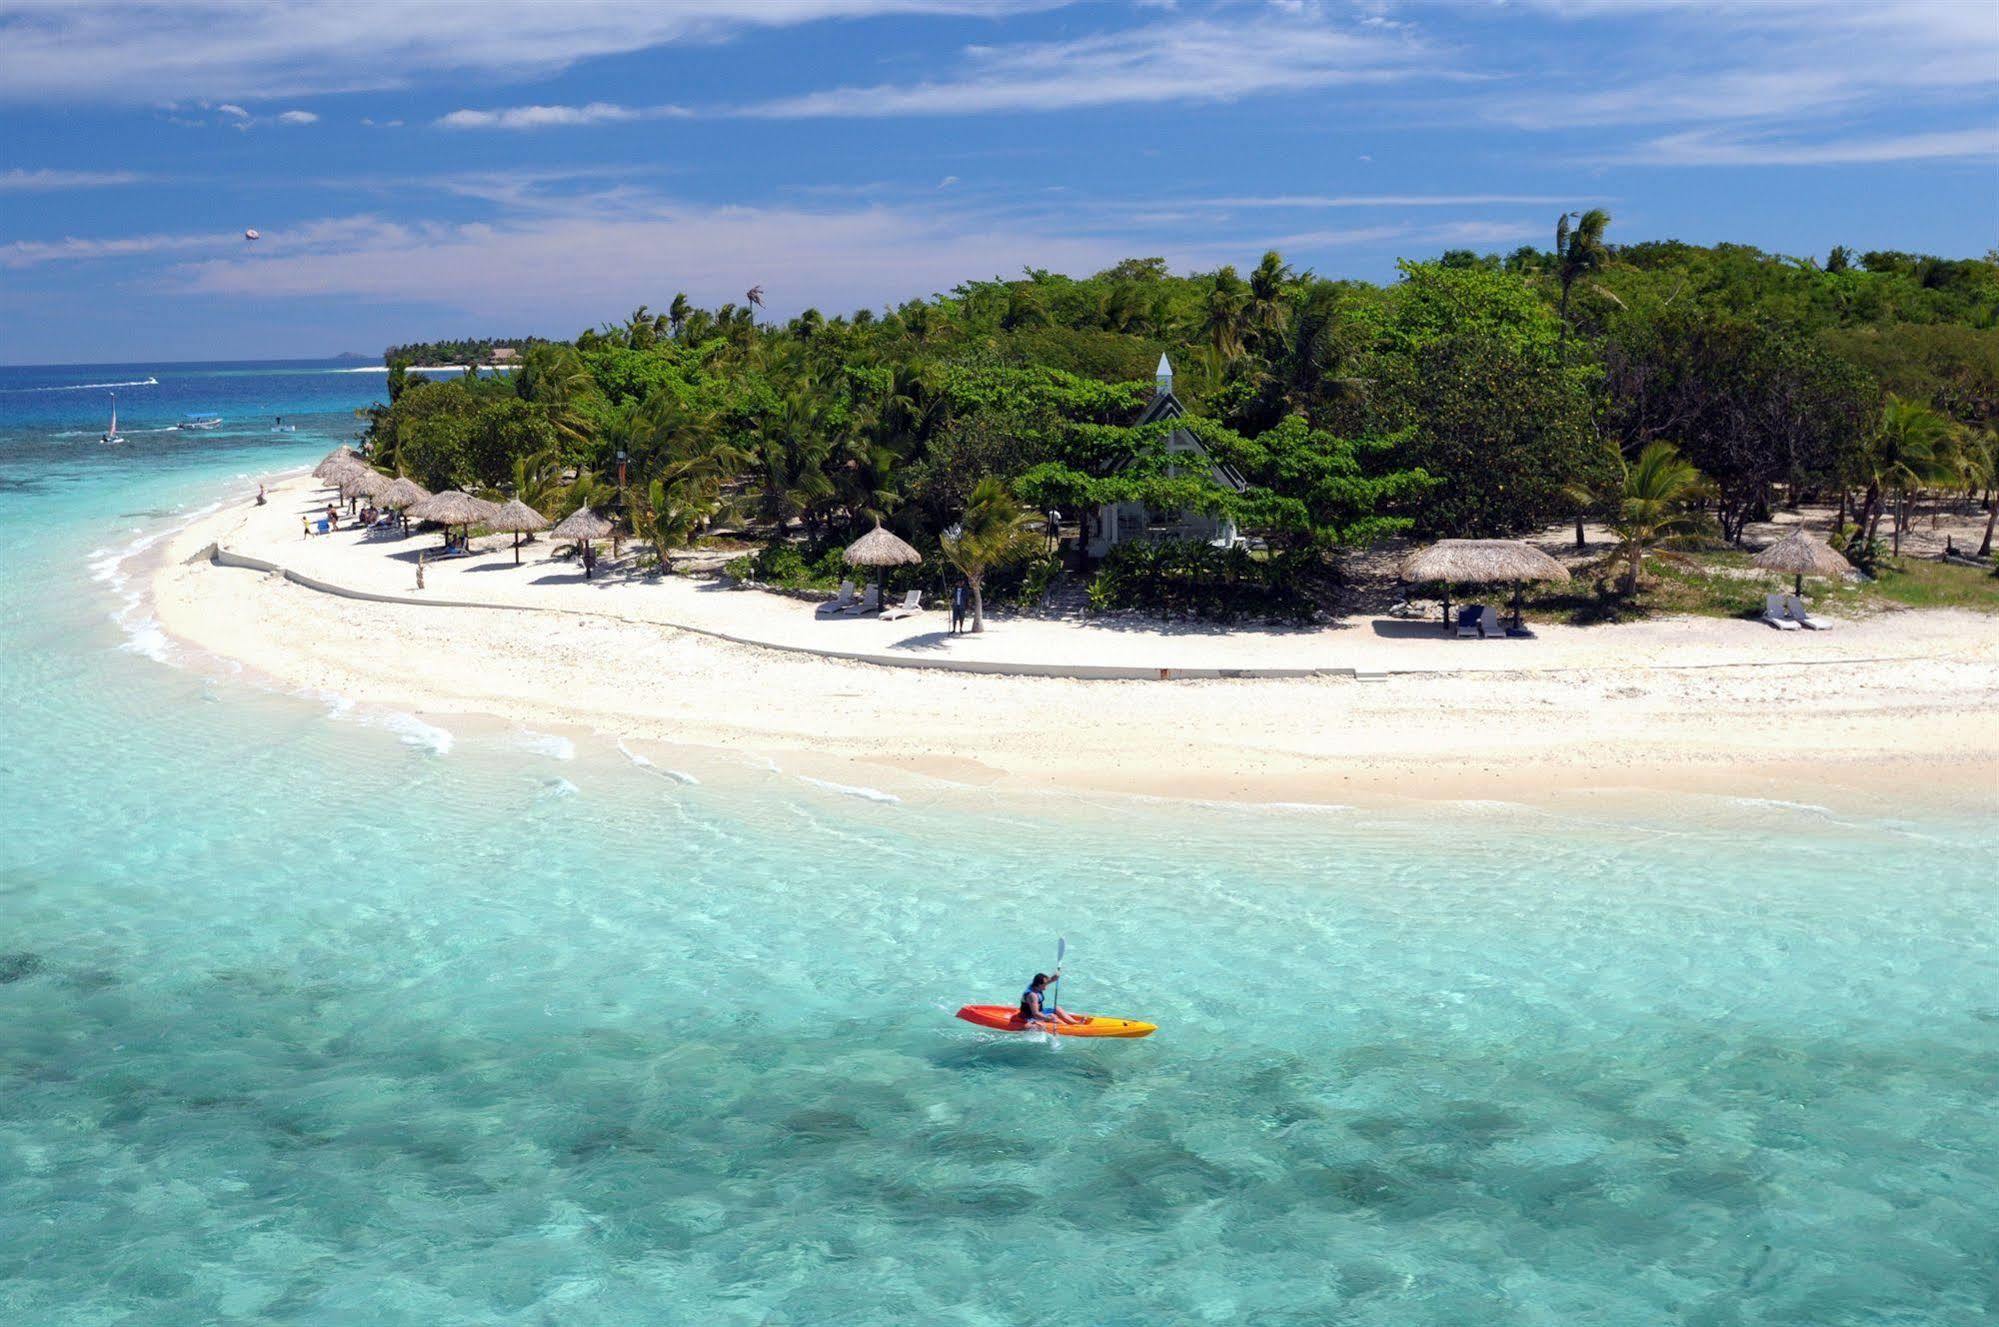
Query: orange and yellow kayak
954,1004,1157,1038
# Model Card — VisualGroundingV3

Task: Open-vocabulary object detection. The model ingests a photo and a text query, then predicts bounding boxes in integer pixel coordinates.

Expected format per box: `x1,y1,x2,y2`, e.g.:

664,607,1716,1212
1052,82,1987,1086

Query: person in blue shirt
1019,971,1083,1026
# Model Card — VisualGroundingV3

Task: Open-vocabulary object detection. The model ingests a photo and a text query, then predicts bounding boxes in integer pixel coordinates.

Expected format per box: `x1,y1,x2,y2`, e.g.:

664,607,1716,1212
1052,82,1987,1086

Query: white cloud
738,15,1432,117
215,103,249,119
0,168,144,192
435,102,686,130
1631,127,1999,167
0,1,1059,103
1178,194,1579,209
276,109,318,124
160,198,1134,321
1,231,230,268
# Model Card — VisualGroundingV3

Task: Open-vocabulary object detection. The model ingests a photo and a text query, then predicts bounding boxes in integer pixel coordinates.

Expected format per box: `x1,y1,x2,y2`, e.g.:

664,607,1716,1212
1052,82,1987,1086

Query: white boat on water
176,414,223,431
100,392,123,444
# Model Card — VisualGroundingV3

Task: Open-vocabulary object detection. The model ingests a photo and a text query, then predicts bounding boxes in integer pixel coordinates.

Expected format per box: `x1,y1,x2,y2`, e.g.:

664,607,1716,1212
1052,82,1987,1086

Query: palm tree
667,292,692,338
941,477,1041,633
1605,441,1711,596
1862,396,1954,555
1203,265,1251,363
1246,250,1293,349
1555,208,1610,353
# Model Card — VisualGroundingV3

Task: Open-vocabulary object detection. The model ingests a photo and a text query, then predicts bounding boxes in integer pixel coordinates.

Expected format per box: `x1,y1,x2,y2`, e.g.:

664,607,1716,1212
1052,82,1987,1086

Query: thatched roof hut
1401,539,1571,586
1400,539,1571,637
379,477,430,510
489,498,551,565
1751,529,1851,593
843,524,922,568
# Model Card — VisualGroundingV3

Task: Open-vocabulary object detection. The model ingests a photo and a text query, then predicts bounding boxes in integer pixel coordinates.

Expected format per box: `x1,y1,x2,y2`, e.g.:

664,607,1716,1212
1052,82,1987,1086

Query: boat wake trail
2,376,159,393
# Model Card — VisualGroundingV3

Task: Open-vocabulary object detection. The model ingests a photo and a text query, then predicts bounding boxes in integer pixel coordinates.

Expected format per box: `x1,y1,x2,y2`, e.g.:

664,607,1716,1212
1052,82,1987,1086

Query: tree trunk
1979,496,1997,558
1891,497,1906,557
969,576,987,633
1574,513,1586,549
1855,484,1878,541
1625,541,1642,596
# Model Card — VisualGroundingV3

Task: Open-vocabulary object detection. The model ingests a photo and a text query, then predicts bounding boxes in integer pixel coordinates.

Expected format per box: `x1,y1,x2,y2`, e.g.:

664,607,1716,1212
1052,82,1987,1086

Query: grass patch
1516,548,1999,625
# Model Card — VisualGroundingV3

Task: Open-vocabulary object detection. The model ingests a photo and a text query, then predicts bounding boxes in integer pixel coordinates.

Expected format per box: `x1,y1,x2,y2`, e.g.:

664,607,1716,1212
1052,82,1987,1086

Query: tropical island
157,218,1999,803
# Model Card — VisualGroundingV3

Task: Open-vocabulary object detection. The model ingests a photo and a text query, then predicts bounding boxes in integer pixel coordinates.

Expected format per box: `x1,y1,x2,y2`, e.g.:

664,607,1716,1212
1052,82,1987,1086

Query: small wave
799,776,901,805
379,712,453,756
0,375,158,392
617,738,700,784
539,777,581,799
515,730,576,761
1258,801,1358,813
1725,796,1837,818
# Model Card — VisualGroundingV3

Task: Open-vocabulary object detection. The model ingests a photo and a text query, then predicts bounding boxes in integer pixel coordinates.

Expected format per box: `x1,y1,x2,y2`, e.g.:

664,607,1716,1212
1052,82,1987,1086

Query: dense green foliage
361,234,1999,618
383,337,548,366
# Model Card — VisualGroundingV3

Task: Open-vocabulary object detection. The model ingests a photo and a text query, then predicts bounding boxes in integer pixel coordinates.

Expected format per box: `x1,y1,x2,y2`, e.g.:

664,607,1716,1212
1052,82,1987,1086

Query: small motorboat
176,414,223,431
271,415,296,433
99,392,123,444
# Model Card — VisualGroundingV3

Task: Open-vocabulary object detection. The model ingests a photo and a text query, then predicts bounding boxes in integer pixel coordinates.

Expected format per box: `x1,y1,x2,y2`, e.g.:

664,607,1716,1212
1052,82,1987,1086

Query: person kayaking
1020,971,1084,1027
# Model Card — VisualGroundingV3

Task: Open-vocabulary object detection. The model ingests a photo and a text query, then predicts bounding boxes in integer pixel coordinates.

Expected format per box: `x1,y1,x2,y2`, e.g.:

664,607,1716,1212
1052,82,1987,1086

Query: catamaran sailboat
100,392,123,444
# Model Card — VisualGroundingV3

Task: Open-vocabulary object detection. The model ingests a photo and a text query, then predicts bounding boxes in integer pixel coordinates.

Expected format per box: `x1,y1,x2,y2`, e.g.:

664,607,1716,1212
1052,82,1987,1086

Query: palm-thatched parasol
551,506,614,578
842,522,923,604
313,447,362,480
1751,529,1851,595
407,489,490,549
843,523,923,570
379,477,429,510
1400,538,1571,634
338,468,389,503
488,498,550,565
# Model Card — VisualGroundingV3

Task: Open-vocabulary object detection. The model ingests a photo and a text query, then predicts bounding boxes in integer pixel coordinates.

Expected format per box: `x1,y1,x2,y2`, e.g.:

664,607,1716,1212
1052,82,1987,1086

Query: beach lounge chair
1455,604,1483,638
819,580,856,614
1478,605,1506,638
843,584,880,615
1783,593,1831,631
879,589,922,621
1761,593,1800,630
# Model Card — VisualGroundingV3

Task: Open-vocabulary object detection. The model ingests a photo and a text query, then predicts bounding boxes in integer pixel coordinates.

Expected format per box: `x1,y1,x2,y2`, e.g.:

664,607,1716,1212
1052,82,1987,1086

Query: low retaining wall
197,542,1355,681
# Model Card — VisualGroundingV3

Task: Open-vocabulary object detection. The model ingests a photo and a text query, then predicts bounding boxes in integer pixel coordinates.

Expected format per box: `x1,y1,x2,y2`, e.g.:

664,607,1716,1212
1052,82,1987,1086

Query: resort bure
6,3,1998,1324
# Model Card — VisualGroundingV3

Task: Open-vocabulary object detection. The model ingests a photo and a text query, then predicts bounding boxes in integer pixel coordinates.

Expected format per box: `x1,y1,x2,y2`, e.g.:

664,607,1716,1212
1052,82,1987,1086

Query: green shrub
1086,540,1318,623
724,541,853,590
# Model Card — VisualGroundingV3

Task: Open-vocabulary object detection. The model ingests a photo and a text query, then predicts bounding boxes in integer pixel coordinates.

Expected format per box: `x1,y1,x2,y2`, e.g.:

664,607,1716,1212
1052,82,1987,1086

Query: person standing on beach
256,484,266,507
951,582,968,634
301,515,310,539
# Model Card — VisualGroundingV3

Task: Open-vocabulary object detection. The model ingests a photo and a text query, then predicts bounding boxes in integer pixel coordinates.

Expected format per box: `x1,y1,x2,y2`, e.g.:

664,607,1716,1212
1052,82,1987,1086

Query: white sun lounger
1762,593,1801,630
842,584,880,615
819,580,856,613
1455,605,1483,638
1479,605,1507,638
1784,593,1830,631
878,589,922,621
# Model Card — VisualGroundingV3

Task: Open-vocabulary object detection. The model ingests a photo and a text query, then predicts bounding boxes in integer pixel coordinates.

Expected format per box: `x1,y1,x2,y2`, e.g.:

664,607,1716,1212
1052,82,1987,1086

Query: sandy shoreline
142,472,1999,811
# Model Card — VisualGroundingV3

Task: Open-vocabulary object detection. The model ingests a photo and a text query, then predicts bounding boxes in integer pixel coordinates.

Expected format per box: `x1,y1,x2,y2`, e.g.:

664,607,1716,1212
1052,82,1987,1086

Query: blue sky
2,0,1994,364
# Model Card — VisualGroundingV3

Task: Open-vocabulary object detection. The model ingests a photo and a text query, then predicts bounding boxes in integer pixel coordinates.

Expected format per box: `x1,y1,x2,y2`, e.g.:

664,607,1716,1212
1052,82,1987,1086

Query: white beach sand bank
151,474,1999,807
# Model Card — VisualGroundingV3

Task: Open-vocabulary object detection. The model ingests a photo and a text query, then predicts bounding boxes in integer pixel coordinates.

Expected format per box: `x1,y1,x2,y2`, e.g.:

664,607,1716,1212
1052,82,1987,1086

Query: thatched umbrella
1751,529,1851,595
489,498,550,565
407,489,489,549
551,506,614,578
338,468,389,504
378,477,429,536
1400,539,1572,634
313,447,362,480
842,523,922,604
379,477,429,510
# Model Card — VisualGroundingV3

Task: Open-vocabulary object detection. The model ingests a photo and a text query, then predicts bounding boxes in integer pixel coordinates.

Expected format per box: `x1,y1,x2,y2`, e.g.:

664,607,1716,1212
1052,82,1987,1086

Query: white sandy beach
147,472,1999,807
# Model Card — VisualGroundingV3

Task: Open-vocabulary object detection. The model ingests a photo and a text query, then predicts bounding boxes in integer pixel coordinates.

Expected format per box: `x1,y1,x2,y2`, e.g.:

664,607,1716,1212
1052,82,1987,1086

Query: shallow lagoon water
2,363,1996,1324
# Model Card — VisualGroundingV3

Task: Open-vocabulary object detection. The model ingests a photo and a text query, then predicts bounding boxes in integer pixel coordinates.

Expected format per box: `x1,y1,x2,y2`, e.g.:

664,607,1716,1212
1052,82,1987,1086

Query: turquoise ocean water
1,361,1995,1325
